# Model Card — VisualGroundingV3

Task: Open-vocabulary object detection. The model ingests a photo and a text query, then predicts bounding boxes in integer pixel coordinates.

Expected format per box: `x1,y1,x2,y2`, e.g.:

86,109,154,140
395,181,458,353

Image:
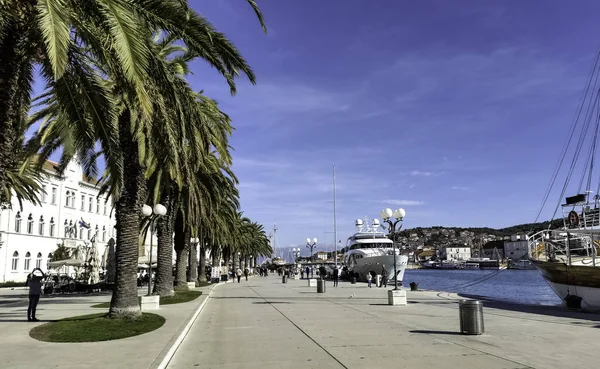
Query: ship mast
333,164,338,267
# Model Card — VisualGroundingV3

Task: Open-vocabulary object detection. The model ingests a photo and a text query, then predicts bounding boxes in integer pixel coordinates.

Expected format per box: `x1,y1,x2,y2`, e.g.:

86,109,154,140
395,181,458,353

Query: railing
528,230,598,266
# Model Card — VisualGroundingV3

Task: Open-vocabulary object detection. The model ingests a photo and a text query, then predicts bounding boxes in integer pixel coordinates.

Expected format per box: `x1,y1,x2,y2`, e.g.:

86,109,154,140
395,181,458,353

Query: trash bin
317,280,326,293
459,300,484,335
282,275,287,284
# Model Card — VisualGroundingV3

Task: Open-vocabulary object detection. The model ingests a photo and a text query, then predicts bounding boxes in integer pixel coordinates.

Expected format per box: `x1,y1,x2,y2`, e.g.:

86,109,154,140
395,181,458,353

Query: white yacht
344,218,408,284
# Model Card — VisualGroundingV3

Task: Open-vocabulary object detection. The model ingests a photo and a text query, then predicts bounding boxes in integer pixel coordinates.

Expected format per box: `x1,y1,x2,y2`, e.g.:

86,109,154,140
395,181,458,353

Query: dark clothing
333,268,339,287
28,294,40,320
237,275,241,283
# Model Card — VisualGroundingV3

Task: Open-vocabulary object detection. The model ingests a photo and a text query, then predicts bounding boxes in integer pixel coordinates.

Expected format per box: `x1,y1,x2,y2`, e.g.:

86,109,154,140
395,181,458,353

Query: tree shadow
410,330,463,336
252,301,290,304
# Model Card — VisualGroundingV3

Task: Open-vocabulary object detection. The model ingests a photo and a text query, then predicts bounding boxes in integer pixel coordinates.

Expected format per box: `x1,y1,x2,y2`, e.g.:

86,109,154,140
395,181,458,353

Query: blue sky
29,1,600,255
185,0,600,253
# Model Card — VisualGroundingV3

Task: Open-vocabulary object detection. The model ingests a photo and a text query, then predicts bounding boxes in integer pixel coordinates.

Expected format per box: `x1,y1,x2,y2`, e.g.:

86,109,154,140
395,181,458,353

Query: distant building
503,234,528,260
441,245,471,261
312,251,328,262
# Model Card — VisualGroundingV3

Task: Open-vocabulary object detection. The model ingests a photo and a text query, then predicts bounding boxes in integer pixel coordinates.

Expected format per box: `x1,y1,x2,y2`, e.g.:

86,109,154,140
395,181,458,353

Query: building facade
441,245,472,261
503,235,529,261
0,159,116,283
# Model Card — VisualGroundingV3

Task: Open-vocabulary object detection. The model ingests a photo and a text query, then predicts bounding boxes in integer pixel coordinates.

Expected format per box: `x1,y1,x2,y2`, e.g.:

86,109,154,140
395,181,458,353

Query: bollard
317,279,326,293
459,300,484,335
282,275,287,284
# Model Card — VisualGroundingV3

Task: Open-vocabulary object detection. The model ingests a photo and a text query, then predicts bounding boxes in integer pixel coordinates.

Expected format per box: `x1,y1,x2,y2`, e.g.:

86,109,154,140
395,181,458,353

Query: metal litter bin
282,275,287,284
459,300,484,335
317,280,326,293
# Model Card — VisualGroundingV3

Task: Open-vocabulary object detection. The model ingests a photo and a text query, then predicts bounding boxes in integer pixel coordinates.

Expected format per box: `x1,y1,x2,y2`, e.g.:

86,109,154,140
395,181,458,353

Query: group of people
234,267,250,283
366,265,389,288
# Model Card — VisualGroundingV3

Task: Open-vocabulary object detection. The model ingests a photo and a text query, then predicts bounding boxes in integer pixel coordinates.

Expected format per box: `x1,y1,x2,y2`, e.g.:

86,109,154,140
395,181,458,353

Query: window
87,228,91,240
102,226,106,242
51,187,57,204
88,196,93,212
11,252,19,271
41,185,47,202
27,213,34,234
65,191,71,206
70,192,76,207
14,211,22,233
49,218,55,237
81,195,85,210
103,200,107,215
36,253,43,268
96,198,100,213
24,252,31,271
39,216,45,236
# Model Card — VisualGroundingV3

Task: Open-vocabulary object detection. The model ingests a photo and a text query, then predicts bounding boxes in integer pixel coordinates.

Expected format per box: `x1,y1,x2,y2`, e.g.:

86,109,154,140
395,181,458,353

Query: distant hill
396,218,564,238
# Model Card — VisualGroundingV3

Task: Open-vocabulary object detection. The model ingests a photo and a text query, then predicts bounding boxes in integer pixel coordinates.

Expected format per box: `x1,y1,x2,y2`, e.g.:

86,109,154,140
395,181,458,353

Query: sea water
404,269,561,306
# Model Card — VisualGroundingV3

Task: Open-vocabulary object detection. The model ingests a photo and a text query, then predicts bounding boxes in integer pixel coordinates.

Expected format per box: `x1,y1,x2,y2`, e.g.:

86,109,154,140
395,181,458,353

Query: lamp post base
388,289,407,306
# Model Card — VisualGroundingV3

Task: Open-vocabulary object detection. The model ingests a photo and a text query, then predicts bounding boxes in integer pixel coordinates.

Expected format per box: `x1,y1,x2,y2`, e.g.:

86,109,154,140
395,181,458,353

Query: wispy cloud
409,171,444,177
451,186,469,191
381,199,424,206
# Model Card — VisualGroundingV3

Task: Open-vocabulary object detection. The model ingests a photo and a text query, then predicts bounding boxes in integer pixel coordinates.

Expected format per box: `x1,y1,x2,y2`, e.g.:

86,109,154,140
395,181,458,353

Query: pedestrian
236,267,242,283
244,267,249,281
333,267,339,287
26,268,45,322
366,272,373,288
380,265,388,288
301,269,304,279
305,266,310,279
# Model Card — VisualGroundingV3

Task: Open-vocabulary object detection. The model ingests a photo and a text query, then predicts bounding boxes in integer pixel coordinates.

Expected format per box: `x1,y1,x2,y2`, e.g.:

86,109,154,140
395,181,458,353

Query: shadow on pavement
252,301,290,304
410,330,463,336
457,293,600,323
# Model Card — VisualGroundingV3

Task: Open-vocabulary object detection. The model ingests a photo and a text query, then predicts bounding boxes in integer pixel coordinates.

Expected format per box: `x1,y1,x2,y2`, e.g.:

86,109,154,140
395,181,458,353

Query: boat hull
347,255,408,283
532,260,600,310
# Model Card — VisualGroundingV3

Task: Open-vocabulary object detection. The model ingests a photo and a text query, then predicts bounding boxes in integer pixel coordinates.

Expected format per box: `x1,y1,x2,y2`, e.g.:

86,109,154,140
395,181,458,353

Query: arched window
36,252,43,268
27,213,34,234
14,211,22,233
65,191,71,206
39,216,45,236
70,192,76,207
24,252,31,271
102,226,106,242
11,251,19,271
49,217,55,237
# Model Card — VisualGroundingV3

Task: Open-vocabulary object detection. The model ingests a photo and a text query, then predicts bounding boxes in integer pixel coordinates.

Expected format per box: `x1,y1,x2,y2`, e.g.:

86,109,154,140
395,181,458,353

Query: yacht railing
527,229,598,266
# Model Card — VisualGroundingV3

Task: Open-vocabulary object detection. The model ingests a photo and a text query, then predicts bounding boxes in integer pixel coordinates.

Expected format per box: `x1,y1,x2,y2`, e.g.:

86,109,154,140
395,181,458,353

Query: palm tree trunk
154,192,174,297
198,233,207,282
188,241,198,282
173,212,190,288
211,247,220,280
109,110,146,319
0,15,35,204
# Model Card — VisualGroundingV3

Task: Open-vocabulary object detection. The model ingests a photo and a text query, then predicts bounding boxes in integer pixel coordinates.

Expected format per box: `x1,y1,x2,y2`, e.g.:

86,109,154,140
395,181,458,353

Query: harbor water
404,269,562,306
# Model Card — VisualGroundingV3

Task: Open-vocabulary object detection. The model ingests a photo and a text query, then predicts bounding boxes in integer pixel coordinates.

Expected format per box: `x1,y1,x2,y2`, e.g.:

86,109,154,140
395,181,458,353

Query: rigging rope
535,51,600,224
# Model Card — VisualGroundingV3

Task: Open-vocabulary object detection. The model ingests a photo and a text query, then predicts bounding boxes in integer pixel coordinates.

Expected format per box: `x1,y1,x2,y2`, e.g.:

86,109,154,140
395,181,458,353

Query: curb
155,282,224,369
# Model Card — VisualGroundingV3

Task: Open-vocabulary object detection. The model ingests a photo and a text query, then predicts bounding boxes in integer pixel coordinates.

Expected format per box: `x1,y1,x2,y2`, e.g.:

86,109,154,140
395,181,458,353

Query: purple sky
185,0,600,252
28,1,600,254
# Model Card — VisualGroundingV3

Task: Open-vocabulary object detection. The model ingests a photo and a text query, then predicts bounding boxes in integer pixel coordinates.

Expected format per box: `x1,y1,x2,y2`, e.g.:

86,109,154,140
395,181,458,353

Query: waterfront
404,269,562,306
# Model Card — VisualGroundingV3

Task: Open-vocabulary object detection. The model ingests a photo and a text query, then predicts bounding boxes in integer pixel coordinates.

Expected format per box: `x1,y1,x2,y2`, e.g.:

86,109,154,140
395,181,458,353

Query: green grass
160,291,202,305
91,291,202,308
29,313,165,342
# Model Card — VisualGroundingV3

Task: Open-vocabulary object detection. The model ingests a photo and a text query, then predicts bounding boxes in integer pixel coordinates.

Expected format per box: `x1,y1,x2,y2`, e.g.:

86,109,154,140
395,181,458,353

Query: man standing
333,267,339,287
380,265,388,288
244,267,249,281
26,268,45,322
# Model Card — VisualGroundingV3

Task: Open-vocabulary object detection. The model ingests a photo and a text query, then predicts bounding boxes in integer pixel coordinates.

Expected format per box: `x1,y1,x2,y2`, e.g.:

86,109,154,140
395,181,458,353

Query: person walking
366,272,373,288
26,268,45,322
333,267,339,287
236,268,242,283
305,266,310,279
380,265,388,288
244,267,249,281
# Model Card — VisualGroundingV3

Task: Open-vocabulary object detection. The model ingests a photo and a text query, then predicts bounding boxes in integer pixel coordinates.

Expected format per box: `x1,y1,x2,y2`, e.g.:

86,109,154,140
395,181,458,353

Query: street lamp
380,207,406,290
306,238,317,261
142,203,167,295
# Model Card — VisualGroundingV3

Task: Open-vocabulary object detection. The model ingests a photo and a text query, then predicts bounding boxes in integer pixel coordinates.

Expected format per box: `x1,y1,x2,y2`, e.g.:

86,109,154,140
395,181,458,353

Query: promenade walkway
168,276,600,369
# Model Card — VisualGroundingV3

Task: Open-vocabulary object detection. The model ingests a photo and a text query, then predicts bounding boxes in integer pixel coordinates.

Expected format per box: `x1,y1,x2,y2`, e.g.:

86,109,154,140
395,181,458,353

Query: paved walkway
168,276,600,369
0,285,214,369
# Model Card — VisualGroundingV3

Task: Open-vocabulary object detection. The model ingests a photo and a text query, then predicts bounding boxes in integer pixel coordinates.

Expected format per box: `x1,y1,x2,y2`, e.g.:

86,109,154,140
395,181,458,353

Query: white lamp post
142,203,167,295
379,207,406,290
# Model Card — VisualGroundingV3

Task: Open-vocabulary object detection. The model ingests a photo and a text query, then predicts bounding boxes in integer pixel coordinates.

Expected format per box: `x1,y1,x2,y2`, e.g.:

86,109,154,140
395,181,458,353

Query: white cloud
451,186,469,191
409,170,444,177
381,199,424,206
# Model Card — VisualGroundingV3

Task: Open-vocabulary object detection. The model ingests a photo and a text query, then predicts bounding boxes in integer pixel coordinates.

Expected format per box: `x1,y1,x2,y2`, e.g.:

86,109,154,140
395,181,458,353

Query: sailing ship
527,52,600,310
344,218,408,283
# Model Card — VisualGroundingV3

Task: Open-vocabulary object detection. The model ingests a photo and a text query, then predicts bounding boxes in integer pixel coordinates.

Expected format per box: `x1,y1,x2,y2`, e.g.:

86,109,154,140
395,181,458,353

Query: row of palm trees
0,0,272,318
